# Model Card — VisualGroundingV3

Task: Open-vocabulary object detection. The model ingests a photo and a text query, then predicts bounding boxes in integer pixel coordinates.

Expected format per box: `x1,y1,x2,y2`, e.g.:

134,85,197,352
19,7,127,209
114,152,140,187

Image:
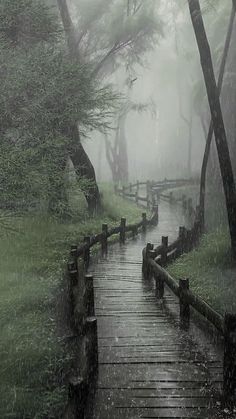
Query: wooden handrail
141,201,236,402
72,206,158,259
148,257,224,333
116,178,198,215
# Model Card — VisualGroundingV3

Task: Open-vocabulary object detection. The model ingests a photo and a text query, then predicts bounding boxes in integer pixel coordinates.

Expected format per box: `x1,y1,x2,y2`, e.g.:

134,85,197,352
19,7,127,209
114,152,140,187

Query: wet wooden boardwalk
86,202,224,419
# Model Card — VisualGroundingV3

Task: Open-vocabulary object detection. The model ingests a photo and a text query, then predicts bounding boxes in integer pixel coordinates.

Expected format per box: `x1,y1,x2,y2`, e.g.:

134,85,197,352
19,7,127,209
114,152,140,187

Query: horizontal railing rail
71,208,159,260
115,179,198,215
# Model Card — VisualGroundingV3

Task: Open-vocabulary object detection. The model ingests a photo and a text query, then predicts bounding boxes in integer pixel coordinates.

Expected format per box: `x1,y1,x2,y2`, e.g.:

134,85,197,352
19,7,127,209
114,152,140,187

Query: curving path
86,201,224,419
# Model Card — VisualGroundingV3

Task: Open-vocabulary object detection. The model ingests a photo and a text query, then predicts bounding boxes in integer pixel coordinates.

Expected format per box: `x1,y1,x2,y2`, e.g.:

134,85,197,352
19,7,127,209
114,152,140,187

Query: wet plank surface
86,202,224,419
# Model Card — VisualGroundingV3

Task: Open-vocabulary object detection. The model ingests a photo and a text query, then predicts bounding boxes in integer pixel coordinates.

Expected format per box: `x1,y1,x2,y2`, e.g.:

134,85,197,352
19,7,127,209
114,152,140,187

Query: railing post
70,245,78,269
83,236,90,270
186,229,193,252
68,376,87,419
146,244,154,280
135,191,139,205
151,191,156,208
85,317,98,378
67,261,78,329
132,225,138,239
142,212,147,232
68,261,78,287
122,185,125,197
152,204,159,225
85,274,95,317
120,217,126,243
179,278,190,327
147,249,156,280
155,270,164,299
101,223,108,255
137,180,140,194
160,236,168,266
142,242,153,279
179,226,186,254
169,191,174,204
223,313,236,404
182,194,187,211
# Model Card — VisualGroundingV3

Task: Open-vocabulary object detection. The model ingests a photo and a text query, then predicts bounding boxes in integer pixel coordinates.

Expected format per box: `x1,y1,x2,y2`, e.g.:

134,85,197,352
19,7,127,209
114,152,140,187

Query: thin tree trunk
187,107,193,178
57,0,78,56
172,0,193,176
188,0,236,258
105,112,129,185
104,134,119,184
117,112,129,183
199,2,236,231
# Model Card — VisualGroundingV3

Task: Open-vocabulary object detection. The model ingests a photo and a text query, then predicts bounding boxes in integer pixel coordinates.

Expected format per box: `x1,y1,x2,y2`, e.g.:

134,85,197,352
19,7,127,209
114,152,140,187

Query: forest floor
168,227,236,315
0,185,145,419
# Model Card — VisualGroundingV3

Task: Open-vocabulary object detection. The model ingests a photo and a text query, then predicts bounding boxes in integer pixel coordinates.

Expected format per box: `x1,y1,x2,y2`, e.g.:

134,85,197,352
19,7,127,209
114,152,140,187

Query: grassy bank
0,186,144,418
168,228,236,315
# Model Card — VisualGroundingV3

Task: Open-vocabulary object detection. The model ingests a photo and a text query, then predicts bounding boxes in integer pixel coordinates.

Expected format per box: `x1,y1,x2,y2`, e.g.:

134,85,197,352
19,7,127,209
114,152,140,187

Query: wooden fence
115,178,198,213
65,206,159,418
142,207,236,404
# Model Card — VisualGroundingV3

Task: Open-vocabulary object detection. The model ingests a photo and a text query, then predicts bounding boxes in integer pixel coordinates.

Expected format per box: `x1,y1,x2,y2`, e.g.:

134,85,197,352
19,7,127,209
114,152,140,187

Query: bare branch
92,38,134,77
57,0,78,55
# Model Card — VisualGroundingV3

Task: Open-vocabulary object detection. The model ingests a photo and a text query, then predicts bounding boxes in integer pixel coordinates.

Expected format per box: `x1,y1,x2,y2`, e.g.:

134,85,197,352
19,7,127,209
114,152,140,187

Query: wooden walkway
86,202,224,419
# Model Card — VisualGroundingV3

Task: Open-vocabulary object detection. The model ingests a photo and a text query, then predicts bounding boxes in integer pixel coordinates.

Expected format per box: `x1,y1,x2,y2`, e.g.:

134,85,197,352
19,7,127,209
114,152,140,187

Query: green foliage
0,0,60,45
0,0,117,213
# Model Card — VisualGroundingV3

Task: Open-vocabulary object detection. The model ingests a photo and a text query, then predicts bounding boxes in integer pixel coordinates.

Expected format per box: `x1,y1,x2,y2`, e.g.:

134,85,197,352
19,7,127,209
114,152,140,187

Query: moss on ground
0,185,144,418
168,227,236,315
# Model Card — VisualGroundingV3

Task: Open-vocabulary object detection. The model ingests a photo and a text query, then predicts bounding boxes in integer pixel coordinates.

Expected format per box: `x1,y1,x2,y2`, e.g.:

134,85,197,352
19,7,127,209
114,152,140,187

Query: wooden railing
65,206,159,417
142,209,236,404
115,178,198,211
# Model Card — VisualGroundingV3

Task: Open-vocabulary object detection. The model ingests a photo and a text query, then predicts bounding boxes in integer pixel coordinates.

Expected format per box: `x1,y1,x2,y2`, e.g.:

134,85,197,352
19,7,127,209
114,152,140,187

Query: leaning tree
198,1,236,232
188,0,236,258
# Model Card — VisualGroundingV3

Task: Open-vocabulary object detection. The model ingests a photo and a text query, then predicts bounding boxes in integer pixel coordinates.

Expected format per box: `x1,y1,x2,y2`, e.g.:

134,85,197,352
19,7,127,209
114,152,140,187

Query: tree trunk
188,0,236,258
104,134,119,184
187,107,193,178
57,0,78,57
199,3,236,231
69,125,101,215
48,156,69,216
57,0,101,213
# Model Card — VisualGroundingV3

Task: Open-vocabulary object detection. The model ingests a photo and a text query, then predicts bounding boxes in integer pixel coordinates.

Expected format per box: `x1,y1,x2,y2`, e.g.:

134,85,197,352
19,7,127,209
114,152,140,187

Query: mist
2,1,236,418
